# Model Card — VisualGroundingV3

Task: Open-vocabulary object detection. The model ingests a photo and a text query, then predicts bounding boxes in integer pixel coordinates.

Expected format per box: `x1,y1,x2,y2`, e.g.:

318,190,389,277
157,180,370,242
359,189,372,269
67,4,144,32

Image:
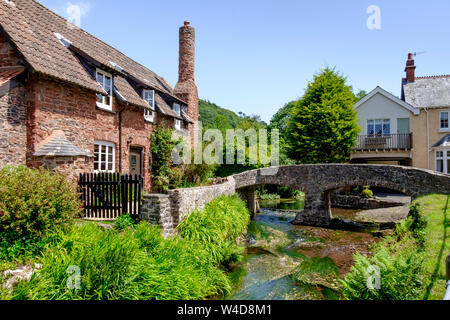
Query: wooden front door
129,147,142,176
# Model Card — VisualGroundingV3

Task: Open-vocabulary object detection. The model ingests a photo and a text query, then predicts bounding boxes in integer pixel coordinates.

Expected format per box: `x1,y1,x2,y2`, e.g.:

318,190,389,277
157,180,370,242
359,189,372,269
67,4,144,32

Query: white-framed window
436,150,450,174
94,141,115,173
143,89,155,122
95,69,113,111
173,103,181,130
367,119,390,136
440,111,449,131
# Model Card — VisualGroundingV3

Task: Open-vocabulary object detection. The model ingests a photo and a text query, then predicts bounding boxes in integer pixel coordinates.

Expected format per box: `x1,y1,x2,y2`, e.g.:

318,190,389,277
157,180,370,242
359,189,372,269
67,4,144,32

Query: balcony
354,133,412,151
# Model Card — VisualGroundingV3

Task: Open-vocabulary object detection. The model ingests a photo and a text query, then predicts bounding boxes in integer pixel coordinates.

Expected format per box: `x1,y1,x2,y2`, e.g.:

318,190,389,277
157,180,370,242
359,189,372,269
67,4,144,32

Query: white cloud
65,2,90,29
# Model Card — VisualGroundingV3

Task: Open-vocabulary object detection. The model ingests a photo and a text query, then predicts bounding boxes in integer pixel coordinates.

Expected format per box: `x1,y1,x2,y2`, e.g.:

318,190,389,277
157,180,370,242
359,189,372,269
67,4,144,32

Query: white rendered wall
356,93,412,134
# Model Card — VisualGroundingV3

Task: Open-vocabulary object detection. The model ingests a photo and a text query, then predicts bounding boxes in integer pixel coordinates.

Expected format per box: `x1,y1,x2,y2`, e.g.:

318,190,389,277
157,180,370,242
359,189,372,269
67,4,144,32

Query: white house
351,86,419,166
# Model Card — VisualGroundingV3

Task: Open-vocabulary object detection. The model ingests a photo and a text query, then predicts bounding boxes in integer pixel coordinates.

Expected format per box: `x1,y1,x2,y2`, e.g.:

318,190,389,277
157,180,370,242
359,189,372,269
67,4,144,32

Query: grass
415,194,449,300
341,193,449,300
0,195,251,300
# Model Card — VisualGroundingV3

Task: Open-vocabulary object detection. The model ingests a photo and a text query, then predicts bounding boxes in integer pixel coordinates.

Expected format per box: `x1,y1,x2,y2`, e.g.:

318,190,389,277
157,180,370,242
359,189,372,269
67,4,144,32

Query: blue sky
39,0,450,123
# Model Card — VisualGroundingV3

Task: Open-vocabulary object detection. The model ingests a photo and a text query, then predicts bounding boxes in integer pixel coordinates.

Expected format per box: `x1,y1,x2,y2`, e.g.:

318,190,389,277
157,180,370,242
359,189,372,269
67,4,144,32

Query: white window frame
367,119,391,136
439,110,449,132
435,149,449,174
173,103,181,130
95,69,113,111
94,141,116,173
143,89,155,123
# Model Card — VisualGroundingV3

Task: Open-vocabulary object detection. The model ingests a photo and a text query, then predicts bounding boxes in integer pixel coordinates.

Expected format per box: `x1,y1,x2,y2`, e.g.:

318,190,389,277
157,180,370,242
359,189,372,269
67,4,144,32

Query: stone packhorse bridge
233,164,450,226
142,164,450,236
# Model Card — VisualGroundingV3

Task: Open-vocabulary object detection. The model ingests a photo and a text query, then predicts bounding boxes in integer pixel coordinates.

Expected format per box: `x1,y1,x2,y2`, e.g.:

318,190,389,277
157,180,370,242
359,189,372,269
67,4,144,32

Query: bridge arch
232,164,450,226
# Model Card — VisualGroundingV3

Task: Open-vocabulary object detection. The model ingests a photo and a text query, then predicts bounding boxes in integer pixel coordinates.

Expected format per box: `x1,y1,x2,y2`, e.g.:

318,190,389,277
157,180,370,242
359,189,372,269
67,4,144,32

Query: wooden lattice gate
78,173,143,220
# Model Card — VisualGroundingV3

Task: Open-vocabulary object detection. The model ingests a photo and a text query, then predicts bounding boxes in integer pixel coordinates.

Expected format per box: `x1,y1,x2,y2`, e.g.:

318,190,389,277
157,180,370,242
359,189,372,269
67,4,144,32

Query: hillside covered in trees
199,99,266,130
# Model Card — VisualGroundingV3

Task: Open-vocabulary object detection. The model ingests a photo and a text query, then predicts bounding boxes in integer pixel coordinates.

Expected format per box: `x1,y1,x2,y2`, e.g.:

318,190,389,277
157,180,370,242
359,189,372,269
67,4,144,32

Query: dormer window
143,89,155,122
173,103,181,130
95,69,113,111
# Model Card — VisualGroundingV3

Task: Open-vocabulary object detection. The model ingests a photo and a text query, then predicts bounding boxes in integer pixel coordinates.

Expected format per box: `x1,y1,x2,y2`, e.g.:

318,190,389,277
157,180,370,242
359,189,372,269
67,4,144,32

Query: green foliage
293,257,339,286
258,194,281,201
199,99,271,177
149,126,181,192
0,166,80,261
150,126,217,191
286,67,360,163
341,237,425,300
268,101,298,165
113,214,135,231
3,196,250,300
178,195,250,266
199,99,242,129
396,203,427,248
355,89,368,101
361,188,374,199
342,203,428,300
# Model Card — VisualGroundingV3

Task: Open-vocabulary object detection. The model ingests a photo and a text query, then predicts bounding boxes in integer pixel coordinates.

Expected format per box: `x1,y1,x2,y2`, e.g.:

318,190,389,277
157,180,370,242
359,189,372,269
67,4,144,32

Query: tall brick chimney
405,53,416,83
174,21,199,146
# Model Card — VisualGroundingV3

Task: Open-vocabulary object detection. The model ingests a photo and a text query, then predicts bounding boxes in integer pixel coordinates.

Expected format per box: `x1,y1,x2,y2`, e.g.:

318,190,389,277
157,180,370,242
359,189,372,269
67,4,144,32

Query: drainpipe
118,104,128,173
425,107,430,169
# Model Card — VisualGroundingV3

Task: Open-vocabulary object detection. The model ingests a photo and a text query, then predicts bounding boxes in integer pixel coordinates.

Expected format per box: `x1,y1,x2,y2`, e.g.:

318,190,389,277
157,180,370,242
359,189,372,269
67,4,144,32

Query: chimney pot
405,53,416,83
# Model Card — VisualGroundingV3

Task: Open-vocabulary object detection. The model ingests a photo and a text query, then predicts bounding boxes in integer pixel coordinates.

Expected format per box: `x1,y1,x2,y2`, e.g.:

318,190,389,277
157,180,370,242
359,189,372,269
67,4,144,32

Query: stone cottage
0,0,199,190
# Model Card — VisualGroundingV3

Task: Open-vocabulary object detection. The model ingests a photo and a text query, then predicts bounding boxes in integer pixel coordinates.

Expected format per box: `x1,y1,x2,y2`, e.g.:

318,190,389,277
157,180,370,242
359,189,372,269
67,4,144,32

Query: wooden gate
78,173,143,220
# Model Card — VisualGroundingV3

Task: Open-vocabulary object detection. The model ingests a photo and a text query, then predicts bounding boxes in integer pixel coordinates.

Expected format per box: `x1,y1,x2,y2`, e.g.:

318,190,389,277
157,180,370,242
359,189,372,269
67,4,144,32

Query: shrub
407,203,427,246
361,188,373,199
0,166,80,260
341,236,425,300
113,214,135,231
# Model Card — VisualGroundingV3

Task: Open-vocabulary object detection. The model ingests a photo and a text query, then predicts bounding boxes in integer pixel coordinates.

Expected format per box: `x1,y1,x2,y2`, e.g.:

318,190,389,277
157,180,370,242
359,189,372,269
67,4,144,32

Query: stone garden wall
330,193,406,210
140,177,236,236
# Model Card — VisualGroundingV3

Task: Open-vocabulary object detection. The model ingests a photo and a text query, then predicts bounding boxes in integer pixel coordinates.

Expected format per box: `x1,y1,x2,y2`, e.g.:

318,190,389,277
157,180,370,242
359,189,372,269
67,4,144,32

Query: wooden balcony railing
354,133,412,151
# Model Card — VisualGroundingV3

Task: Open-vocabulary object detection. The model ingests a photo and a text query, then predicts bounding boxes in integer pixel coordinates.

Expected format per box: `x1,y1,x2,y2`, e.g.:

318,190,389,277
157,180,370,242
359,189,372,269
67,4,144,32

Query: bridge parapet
233,164,450,226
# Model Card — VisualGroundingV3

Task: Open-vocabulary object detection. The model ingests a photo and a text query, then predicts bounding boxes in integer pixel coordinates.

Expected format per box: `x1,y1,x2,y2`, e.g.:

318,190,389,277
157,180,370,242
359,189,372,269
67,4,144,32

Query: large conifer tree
286,68,359,163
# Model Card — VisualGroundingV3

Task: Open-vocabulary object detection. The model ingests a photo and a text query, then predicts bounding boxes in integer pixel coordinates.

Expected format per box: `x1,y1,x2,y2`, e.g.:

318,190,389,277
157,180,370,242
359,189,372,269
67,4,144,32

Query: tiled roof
114,76,148,109
181,110,194,123
0,0,186,112
34,131,93,157
0,66,26,86
432,135,450,148
155,93,183,120
415,74,450,80
403,76,450,109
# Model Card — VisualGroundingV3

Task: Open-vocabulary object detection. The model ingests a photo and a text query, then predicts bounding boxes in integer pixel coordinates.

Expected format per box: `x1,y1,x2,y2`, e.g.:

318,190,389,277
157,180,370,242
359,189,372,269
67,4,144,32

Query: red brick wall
0,84,27,167
0,34,27,167
25,75,171,191
0,32,21,67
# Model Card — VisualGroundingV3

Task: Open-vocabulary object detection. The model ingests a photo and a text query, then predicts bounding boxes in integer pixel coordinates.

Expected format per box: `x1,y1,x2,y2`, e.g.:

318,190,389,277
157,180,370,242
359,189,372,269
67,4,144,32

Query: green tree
355,89,368,101
286,67,359,164
268,101,298,165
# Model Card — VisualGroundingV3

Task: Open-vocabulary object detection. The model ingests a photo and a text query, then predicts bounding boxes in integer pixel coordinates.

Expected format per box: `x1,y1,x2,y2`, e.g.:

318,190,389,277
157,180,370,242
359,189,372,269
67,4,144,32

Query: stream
224,198,385,300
